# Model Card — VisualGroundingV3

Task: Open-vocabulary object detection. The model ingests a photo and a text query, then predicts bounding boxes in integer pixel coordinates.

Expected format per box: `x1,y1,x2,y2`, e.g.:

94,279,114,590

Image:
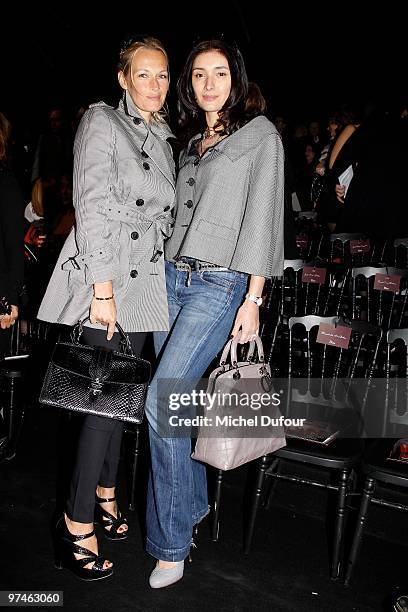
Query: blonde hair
0,112,12,161
31,178,44,217
118,36,169,124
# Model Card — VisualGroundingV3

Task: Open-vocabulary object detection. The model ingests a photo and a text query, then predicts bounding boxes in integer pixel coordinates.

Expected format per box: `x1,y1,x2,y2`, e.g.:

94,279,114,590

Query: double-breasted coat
165,116,285,278
38,92,176,332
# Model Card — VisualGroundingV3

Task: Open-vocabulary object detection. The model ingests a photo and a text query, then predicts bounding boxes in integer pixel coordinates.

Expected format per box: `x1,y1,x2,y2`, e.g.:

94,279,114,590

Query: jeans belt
174,258,229,286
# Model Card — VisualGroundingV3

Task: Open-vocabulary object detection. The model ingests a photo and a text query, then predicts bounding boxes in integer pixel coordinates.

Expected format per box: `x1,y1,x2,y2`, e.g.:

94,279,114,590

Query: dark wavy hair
0,112,12,162
177,39,252,139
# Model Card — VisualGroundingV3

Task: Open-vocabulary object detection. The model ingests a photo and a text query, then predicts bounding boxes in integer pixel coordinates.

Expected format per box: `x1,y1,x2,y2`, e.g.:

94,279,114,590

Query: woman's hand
231,300,259,344
0,305,18,330
90,298,117,340
335,184,345,203
33,234,47,248
89,282,116,340
315,162,325,176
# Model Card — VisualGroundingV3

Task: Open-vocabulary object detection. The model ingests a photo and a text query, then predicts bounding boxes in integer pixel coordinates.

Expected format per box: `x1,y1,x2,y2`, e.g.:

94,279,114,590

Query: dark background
1,2,406,132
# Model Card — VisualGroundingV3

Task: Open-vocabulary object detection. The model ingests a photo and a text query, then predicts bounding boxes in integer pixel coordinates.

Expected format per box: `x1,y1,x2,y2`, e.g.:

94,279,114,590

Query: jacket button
193,159,199,166
130,269,138,278
133,117,142,125
163,205,170,212
131,232,139,240
136,198,144,206
187,177,195,186
141,150,149,158
185,200,193,208
143,162,150,170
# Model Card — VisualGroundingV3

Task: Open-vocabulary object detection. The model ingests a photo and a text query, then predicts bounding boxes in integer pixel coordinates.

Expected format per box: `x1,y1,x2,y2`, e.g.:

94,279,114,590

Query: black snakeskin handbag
39,319,151,423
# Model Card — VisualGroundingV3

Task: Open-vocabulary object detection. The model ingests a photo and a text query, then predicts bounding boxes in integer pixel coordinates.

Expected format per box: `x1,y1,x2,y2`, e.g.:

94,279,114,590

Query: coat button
163,205,170,212
131,232,139,240
136,198,144,206
133,117,142,125
141,150,149,158
143,162,150,170
185,200,193,208
187,177,195,186
130,269,138,278
193,159,199,166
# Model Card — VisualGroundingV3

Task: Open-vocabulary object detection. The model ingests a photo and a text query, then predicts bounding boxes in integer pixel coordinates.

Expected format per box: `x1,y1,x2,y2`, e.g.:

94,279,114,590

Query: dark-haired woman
38,36,175,580
145,39,285,588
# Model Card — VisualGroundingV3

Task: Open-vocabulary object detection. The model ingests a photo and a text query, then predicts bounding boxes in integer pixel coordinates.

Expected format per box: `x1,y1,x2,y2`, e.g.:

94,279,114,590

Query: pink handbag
192,332,286,470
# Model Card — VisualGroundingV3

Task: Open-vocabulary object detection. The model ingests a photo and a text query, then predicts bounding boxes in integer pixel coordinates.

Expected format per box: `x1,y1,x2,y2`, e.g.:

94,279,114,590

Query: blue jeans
145,261,248,561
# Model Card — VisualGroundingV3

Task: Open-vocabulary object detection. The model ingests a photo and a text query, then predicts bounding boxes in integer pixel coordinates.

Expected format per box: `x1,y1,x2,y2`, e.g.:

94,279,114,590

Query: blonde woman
38,36,175,580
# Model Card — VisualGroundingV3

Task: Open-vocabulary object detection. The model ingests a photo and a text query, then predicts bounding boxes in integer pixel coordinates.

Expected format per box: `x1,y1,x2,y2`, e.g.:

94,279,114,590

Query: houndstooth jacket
38,92,176,332
166,116,284,278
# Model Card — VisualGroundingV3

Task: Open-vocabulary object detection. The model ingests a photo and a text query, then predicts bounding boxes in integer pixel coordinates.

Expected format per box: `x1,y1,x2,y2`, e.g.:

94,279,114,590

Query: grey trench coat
38,92,176,332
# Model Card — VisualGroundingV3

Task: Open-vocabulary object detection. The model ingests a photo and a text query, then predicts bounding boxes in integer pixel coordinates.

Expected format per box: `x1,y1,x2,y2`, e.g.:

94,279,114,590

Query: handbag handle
219,336,257,367
70,317,134,356
219,332,265,367
230,331,265,366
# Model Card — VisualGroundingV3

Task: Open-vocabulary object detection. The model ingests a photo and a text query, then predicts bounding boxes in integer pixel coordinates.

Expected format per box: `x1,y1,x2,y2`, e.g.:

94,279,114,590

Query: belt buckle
175,261,191,271
175,260,194,286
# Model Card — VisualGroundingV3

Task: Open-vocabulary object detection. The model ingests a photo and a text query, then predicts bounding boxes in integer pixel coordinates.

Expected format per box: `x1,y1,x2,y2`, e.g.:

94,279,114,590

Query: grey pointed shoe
149,561,184,589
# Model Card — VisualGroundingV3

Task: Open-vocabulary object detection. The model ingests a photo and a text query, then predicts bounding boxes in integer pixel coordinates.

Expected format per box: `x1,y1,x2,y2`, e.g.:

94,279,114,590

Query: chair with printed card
351,266,408,330
244,313,382,581
393,238,408,269
262,257,350,376
344,327,408,586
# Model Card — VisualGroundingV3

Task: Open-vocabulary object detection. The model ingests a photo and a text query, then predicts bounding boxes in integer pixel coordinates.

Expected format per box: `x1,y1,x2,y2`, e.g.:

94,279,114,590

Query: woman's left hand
335,184,345,203
0,305,18,330
231,300,259,343
315,162,325,176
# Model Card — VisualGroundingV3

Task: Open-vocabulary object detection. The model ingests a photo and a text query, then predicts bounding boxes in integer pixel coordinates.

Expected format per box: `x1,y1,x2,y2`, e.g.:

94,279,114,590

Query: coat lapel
142,130,176,189
120,92,175,189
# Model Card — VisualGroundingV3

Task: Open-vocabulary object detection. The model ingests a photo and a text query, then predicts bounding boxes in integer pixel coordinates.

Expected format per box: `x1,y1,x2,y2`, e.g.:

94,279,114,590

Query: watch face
246,294,262,305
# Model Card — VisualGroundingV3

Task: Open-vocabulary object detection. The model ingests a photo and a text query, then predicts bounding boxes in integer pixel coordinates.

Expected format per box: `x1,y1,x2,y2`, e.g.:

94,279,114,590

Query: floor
1,344,408,612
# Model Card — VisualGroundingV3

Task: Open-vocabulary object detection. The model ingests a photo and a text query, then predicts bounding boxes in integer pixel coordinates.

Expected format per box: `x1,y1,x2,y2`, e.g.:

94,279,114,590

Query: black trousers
65,327,146,523
0,328,11,358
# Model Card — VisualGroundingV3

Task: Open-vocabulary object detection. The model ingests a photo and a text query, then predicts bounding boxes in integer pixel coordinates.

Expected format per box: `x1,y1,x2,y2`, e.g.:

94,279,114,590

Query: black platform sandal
54,515,113,581
94,494,128,541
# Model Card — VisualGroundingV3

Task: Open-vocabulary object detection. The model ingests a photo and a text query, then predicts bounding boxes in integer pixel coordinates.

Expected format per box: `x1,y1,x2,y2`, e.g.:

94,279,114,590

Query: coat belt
61,210,174,271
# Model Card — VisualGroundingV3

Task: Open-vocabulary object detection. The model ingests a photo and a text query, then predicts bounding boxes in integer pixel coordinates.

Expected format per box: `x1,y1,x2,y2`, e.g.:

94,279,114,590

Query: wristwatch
245,293,263,306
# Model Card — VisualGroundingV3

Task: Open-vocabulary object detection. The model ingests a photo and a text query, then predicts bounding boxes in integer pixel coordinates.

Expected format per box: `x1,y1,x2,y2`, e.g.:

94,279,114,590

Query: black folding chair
344,328,408,586
351,266,408,329
243,315,382,580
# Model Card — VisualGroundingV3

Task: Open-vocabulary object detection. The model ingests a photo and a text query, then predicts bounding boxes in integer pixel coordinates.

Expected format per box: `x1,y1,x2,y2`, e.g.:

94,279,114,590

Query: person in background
312,112,342,227
334,102,408,241
31,106,73,235
0,111,24,354
295,141,319,210
308,119,325,153
0,111,25,459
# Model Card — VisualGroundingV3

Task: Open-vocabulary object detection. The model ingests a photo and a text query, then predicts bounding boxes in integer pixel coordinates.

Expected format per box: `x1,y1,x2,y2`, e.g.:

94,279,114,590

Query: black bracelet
93,295,114,300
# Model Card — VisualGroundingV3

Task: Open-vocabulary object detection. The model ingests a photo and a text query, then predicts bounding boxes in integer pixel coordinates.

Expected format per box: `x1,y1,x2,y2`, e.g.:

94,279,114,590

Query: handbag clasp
90,377,104,397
